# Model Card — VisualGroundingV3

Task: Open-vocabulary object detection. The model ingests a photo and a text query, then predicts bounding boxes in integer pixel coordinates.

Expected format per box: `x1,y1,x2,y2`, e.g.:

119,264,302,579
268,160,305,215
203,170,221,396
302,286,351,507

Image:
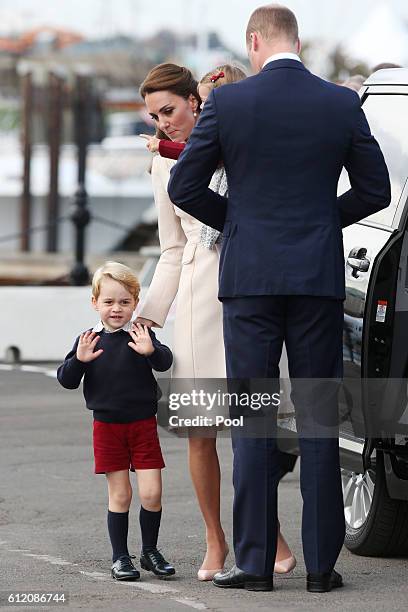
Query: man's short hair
246,4,299,47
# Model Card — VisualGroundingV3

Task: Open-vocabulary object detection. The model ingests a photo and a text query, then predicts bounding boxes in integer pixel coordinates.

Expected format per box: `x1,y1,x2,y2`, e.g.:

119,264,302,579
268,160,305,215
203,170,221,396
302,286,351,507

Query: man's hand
76,331,103,362
128,323,154,356
140,134,160,153
134,317,155,328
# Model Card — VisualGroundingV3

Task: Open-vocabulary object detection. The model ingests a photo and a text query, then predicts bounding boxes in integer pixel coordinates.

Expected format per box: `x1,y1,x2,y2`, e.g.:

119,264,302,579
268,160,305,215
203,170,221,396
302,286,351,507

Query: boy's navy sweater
57,328,172,423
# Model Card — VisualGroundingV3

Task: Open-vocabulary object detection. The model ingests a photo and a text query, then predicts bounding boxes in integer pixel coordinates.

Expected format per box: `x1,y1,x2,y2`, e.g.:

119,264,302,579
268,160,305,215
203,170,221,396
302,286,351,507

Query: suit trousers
222,295,346,575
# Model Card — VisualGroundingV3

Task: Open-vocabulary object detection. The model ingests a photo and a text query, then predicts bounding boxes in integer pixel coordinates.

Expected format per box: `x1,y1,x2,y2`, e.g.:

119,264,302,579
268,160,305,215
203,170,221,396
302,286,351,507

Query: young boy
57,261,175,581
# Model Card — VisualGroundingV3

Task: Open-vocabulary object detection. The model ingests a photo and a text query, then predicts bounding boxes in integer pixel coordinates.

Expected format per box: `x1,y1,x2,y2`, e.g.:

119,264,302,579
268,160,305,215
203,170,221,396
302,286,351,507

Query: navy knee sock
107,510,129,562
139,506,162,552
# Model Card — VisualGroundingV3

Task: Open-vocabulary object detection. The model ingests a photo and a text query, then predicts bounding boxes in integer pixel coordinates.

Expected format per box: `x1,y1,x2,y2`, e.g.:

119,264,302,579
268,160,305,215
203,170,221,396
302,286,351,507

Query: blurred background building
0,0,407,284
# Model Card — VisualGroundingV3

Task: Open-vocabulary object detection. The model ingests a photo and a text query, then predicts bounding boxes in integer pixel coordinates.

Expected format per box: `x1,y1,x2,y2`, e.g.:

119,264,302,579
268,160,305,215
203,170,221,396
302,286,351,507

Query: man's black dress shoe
140,548,175,577
111,555,140,580
307,569,343,593
212,565,273,591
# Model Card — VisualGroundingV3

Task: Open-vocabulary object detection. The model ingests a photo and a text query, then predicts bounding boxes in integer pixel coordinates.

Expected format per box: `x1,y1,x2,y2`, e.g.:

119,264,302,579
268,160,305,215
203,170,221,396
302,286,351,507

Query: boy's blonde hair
200,64,247,89
92,261,140,300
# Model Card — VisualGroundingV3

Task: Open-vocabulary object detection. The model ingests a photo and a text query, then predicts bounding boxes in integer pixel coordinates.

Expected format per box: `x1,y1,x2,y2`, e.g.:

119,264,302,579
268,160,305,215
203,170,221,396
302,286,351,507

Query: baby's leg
106,470,132,562
107,469,132,512
136,468,162,511
136,469,174,576
136,469,162,550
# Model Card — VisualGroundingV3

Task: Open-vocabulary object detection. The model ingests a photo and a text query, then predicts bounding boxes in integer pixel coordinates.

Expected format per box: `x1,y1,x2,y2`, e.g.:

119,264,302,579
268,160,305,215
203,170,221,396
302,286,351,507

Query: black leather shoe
307,569,343,592
140,548,175,577
111,555,140,580
212,565,273,591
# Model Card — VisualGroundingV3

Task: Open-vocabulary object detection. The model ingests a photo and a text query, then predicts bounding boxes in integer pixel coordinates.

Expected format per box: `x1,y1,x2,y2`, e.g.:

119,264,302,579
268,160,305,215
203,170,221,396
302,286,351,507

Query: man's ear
251,31,259,52
296,38,301,55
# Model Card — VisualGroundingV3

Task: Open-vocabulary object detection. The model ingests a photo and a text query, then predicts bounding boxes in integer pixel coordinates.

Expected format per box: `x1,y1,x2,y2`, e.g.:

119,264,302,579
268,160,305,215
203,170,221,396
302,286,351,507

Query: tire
342,452,408,556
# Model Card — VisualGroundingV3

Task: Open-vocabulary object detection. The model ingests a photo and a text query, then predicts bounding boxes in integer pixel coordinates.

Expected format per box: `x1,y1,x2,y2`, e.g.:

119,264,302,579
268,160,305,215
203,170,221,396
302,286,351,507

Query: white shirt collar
262,53,301,69
92,320,133,333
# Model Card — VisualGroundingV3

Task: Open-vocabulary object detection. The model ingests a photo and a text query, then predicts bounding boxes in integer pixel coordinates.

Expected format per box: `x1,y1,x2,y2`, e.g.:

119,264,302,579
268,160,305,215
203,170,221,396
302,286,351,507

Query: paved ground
1,364,408,611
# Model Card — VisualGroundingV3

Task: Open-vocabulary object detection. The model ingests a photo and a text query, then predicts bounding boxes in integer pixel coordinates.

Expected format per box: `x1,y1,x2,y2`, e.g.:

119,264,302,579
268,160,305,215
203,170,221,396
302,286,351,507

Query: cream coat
139,155,226,378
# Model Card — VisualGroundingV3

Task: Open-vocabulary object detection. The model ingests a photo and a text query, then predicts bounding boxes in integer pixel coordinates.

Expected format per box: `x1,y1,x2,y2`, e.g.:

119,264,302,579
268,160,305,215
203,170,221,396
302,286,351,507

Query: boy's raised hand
128,323,154,356
76,331,103,362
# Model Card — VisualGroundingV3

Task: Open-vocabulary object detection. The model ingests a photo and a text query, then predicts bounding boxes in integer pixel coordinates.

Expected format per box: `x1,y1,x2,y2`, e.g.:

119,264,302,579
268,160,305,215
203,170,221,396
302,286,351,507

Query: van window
338,94,408,227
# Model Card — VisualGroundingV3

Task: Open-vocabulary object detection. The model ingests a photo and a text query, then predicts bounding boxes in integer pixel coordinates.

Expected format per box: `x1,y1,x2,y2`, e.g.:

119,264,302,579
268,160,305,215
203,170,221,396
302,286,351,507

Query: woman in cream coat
139,153,226,380
137,63,296,580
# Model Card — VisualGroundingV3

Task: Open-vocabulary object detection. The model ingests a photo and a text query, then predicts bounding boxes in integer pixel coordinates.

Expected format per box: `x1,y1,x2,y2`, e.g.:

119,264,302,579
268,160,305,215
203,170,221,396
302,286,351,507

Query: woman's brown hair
140,63,201,141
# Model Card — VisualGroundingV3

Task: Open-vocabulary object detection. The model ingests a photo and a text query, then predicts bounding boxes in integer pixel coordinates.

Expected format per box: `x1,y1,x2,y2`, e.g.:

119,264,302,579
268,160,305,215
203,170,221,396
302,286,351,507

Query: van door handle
347,247,370,278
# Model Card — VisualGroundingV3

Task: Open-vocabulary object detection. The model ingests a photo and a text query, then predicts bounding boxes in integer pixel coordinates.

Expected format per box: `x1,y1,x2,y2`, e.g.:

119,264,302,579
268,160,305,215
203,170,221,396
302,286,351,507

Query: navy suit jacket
168,59,391,299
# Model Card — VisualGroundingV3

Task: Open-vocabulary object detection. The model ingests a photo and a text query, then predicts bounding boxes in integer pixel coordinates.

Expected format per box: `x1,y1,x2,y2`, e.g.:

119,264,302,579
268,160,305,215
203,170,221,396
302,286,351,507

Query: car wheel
342,452,408,556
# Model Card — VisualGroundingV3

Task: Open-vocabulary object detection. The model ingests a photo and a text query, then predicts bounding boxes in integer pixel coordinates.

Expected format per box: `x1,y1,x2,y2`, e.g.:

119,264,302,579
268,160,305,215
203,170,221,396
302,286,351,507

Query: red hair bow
210,71,225,83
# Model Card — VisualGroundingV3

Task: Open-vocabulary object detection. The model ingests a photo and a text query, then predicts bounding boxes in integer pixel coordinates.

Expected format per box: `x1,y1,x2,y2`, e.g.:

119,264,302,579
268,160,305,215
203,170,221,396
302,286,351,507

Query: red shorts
93,417,165,474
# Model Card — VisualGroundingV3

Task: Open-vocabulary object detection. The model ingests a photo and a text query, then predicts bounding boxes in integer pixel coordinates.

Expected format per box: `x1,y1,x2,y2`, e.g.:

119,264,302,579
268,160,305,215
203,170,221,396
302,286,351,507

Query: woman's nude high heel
274,555,297,574
274,526,296,574
197,544,229,581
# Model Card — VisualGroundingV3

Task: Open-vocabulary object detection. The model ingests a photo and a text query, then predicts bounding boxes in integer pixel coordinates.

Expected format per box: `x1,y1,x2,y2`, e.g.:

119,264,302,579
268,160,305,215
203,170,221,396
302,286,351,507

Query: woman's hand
134,317,155,328
140,134,160,153
128,323,154,356
76,331,103,362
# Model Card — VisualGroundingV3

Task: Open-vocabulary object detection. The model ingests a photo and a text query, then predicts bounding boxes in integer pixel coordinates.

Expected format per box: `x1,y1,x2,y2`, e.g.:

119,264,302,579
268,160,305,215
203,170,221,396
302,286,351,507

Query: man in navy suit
168,4,391,593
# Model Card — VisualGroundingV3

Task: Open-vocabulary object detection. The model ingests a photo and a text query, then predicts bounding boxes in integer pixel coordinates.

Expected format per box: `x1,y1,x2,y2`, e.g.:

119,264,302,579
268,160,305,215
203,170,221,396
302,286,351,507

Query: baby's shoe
111,554,140,580
140,548,175,577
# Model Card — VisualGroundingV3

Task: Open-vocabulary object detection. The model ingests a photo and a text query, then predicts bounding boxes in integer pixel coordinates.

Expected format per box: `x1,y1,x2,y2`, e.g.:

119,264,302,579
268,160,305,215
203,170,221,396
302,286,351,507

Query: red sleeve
158,140,185,161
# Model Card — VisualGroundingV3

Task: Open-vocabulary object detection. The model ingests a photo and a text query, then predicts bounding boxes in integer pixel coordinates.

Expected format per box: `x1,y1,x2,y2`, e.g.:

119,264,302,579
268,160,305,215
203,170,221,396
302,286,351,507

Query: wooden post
21,72,32,252
46,71,63,252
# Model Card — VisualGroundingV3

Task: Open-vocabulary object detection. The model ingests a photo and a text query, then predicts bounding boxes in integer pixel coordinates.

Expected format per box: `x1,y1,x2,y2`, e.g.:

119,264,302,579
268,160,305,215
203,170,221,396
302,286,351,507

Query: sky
0,0,407,56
